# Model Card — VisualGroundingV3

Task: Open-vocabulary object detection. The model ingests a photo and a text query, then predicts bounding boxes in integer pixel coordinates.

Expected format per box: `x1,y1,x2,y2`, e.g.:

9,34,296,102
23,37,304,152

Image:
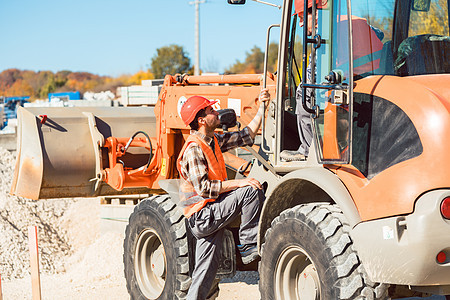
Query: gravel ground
0,148,74,280
0,147,260,299
0,196,260,300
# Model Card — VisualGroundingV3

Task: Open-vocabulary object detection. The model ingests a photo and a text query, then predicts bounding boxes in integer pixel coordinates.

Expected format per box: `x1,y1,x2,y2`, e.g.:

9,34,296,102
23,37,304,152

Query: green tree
55,70,70,87
267,42,279,73
150,45,191,78
39,76,57,98
34,71,54,98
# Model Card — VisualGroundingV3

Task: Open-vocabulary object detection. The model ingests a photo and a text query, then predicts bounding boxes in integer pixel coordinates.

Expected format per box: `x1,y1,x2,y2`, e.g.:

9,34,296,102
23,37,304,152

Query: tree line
0,43,278,100
150,43,279,77
0,69,154,100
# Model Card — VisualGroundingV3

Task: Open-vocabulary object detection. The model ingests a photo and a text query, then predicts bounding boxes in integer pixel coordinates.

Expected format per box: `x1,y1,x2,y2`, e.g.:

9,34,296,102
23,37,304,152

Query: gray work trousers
296,60,313,156
296,105,313,156
186,185,264,300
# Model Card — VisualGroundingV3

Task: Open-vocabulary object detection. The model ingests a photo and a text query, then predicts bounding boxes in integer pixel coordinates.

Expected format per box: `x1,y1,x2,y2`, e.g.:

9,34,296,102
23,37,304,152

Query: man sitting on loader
177,89,269,300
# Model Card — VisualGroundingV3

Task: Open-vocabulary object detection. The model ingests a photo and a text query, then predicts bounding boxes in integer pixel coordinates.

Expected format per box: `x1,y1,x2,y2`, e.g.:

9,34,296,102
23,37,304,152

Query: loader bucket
11,106,157,200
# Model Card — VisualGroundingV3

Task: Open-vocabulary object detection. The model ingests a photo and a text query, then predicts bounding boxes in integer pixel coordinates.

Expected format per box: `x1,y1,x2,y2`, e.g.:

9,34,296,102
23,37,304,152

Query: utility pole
189,0,205,76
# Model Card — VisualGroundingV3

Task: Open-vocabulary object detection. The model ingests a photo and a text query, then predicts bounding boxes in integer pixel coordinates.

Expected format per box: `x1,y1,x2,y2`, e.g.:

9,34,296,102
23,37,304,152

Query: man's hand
220,177,263,193
259,88,270,105
238,177,262,190
247,88,271,139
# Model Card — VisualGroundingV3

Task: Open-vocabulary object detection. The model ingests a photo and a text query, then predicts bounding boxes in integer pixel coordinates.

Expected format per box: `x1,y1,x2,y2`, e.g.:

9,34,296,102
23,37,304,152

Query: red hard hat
180,95,218,126
294,0,327,15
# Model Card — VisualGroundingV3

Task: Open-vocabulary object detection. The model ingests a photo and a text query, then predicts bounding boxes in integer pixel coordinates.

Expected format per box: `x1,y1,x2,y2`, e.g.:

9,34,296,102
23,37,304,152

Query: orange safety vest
176,134,228,218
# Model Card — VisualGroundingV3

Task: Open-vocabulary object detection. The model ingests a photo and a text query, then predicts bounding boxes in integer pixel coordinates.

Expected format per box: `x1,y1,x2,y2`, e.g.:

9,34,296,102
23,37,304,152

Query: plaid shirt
178,127,254,199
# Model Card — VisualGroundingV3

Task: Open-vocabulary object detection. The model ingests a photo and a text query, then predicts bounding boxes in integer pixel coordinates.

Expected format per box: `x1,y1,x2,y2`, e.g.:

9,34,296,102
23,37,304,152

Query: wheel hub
297,264,320,300
134,228,166,299
151,245,166,278
275,246,321,300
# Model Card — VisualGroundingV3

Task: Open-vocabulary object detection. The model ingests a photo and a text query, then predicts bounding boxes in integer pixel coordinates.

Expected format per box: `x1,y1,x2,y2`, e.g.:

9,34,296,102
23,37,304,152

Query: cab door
311,0,353,163
283,0,353,164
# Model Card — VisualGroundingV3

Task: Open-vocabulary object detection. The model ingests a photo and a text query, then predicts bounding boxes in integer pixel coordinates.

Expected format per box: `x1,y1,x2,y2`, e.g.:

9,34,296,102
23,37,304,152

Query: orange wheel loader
10,0,450,298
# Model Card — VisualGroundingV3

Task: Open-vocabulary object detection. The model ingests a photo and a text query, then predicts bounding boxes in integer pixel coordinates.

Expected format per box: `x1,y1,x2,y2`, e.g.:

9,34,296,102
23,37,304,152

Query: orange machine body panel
323,102,340,159
104,73,276,192
333,74,450,221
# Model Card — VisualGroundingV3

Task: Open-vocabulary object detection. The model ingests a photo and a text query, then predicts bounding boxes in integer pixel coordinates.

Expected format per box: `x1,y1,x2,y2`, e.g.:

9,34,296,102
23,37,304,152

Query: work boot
206,279,220,300
280,150,306,162
238,243,259,264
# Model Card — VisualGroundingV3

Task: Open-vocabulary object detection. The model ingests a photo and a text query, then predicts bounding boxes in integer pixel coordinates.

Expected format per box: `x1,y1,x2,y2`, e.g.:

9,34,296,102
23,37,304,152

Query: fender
158,179,181,204
257,166,361,248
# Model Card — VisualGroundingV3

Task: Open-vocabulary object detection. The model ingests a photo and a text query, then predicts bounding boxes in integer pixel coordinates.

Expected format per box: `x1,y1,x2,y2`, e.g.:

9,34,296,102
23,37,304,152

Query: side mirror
228,0,246,4
218,109,240,131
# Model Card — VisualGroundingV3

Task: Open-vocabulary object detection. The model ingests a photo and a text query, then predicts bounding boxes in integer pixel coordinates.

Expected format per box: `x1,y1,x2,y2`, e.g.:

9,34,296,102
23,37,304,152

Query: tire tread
124,195,190,300
260,203,389,300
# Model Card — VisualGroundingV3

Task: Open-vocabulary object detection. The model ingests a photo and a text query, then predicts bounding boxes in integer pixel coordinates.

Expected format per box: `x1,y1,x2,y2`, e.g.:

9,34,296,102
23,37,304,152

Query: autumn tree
63,72,103,93
226,46,263,74
150,45,191,78
0,69,22,93
0,69,109,99
409,0,449,36
7,79,33,97
128,70,154,85
0,68,155,100
225,43,279,74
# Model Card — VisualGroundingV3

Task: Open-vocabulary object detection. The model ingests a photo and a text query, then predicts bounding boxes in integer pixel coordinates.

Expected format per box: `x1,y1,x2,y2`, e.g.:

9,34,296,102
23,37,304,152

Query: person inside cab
280,0,384,162
280,0,323,162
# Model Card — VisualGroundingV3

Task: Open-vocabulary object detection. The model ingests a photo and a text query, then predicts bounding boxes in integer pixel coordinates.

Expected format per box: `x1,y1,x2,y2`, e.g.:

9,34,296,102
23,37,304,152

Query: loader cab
269,0,449,169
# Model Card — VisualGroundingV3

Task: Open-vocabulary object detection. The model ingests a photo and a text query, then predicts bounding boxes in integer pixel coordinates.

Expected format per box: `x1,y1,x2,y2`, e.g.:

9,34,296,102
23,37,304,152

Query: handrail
261,23,280,154
301,83,349,90
176,74,265,84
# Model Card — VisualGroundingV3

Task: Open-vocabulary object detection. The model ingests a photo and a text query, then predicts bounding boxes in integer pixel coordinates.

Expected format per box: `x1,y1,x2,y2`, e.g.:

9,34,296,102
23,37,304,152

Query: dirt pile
0,143,124,298
0,147,74,280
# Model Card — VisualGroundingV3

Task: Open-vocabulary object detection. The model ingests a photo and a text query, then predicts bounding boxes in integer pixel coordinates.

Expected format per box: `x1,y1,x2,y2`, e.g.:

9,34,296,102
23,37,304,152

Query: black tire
124,195,190,300
259,203,389,300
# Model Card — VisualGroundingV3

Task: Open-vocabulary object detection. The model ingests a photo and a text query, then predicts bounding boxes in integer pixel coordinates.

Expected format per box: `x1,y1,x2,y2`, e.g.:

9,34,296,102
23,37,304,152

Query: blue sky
0,0,282,77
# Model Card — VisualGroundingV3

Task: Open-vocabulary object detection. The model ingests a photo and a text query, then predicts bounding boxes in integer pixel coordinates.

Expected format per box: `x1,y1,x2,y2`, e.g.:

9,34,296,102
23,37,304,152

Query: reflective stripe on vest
176,134,227,218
